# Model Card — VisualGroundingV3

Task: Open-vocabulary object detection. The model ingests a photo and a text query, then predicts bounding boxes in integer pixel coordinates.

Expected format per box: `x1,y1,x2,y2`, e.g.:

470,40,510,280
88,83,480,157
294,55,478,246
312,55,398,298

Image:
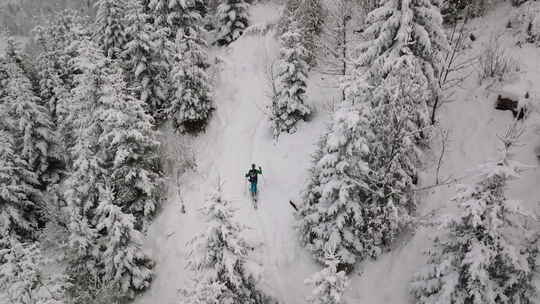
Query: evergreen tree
365,59,431,211
0,57,8,101
298,63,429,266
123,0,171,122
0,130,41,239
169,26,214,133
271,21,311,138
182,185,273,304
96,63,163,229
297,105,374,265
33,10,92,123
216,0,250,45
356,0,448,91
0,234,68,304
4,36,38,90
94,0,127,59
278,0,324,66
354,64,428,252
410,131,538,304
1,62,56,183
305,253,349,304
95,187,153,298
148,0,205,40
64,41,158,300
62,41,110,300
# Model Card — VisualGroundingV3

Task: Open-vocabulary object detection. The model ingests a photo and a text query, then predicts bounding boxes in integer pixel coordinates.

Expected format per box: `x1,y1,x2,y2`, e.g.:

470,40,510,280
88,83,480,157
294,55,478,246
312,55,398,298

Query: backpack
247,169,258,183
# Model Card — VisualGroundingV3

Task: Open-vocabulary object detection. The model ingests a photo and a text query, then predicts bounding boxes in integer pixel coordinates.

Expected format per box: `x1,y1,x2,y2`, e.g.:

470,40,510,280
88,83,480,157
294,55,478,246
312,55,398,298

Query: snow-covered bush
508,1,540,46
123,0,171,123
0,234,68,304
478,36,519,83
305,253,349,304
181,184,274,304
410,130,538,304
170,27,214,133
271,20,311,138
216,0,250,45
94,0,126,58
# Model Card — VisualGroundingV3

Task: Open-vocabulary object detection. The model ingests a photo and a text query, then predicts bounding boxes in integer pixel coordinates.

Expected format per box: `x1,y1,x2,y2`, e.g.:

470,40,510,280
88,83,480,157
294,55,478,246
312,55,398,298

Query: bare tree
160,131,196,213
431,15,477,124
316,0,357,102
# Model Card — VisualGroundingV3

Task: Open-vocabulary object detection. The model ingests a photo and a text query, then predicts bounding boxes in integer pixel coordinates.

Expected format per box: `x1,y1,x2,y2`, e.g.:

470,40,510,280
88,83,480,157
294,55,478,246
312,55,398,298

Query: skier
245,164,262,201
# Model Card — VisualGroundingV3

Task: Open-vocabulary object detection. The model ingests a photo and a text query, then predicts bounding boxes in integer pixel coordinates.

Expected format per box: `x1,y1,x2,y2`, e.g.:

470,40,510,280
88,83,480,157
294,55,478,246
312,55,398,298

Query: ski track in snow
136,2,540,304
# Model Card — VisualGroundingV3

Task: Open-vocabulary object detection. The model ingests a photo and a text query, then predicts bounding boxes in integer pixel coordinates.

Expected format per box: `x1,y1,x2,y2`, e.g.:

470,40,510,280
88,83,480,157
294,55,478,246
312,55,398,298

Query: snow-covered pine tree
0,234,68,304
305,253,349,304
0,130,41,240
1,62,56,183
216,0,250,45
4,36,38,91
62,135,104,300
95,187,153,299
96,63,163,230
33,10,92,123
61,41,107,300
355,61,430,251
182,184,273,304
63,41,157,301
94,0,127,59
271,20,311,138
148,0,205,40
123,0,171,123
410,126,538,304
297,105,373,266
0,57,8,100
356,0,448,94
169,24,214,133
278,0,324,67
298,60,430,266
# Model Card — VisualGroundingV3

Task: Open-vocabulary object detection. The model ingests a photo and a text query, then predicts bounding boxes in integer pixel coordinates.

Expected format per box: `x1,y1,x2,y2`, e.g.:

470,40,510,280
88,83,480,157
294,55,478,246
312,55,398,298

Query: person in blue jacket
245,164,262,199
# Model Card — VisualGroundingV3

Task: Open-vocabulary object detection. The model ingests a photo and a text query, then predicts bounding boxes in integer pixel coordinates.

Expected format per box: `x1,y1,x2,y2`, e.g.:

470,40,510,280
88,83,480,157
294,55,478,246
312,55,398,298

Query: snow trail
136,4,327,304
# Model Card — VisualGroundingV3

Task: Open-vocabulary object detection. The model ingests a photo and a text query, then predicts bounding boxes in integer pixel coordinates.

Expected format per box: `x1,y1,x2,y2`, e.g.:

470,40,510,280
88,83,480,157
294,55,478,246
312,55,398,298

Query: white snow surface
137,2,540,304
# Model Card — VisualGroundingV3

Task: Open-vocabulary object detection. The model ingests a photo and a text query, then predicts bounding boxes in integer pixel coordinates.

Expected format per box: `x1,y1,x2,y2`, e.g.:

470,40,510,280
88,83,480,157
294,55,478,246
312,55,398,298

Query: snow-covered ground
137,2,540,304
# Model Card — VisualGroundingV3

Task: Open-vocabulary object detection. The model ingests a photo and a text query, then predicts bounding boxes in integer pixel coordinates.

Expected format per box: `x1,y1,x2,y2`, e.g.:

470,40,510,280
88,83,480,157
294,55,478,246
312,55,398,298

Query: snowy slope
349,3,540,303
137,2,540,304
